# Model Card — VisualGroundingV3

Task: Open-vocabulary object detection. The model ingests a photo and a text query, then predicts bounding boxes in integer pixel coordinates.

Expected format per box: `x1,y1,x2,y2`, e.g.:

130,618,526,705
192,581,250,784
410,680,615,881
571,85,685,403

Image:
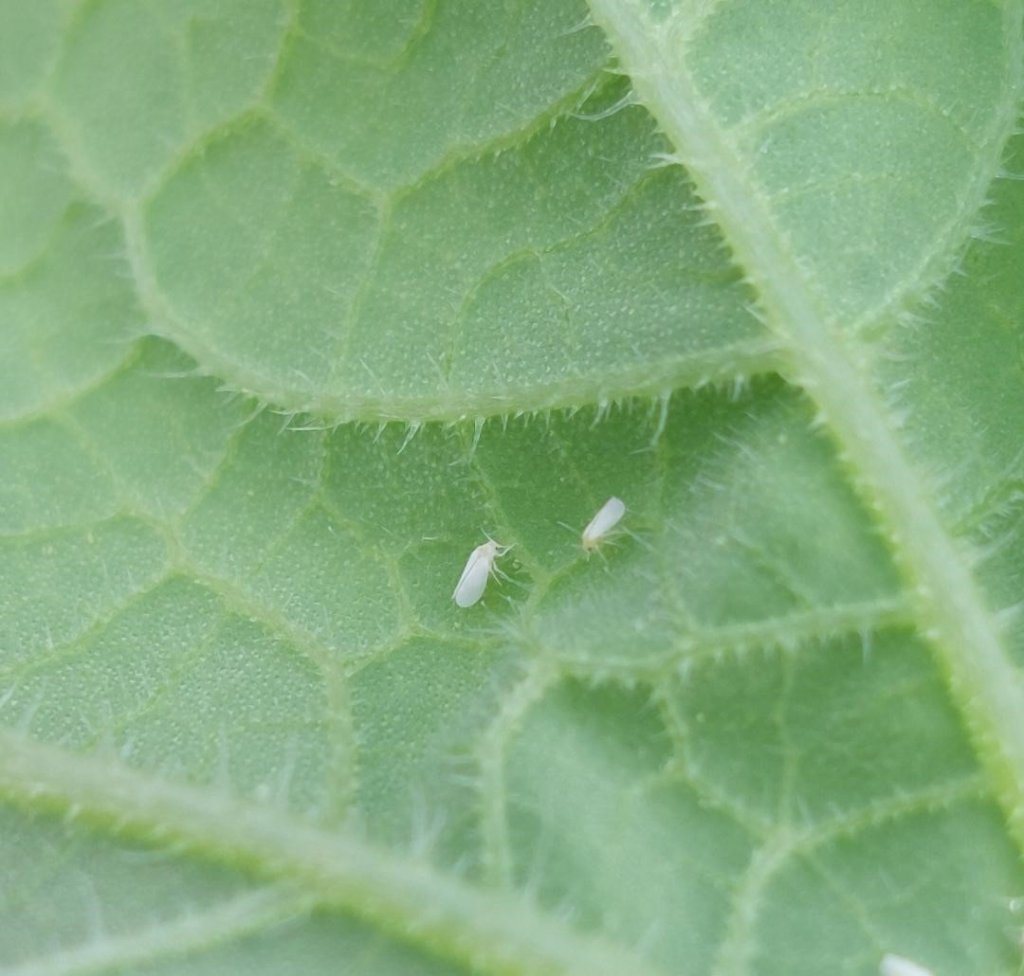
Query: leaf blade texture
1,2,1023,975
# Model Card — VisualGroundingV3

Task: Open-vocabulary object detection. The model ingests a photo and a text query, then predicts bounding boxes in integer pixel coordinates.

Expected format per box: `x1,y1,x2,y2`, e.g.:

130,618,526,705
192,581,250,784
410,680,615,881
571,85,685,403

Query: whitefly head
581,496,626,552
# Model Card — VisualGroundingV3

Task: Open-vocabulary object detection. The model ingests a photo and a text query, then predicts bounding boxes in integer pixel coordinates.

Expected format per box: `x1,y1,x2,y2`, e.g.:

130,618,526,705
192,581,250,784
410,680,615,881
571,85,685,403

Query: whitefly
581,496,626,552
452,538,511,608
880,954,934,976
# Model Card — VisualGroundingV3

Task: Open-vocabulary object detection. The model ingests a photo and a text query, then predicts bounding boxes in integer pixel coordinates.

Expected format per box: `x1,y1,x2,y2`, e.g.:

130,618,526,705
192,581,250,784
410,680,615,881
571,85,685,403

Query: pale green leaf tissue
1,1,1023,975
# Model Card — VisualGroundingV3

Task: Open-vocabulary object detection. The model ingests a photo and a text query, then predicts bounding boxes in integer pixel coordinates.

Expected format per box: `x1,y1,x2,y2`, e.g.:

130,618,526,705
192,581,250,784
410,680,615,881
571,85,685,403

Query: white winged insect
581,496,626,552
452,538,511,608
879,954,934,976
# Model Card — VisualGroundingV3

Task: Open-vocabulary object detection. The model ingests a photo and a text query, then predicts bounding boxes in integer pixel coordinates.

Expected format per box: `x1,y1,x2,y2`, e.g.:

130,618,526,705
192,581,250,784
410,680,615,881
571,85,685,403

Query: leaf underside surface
1,2,1024,975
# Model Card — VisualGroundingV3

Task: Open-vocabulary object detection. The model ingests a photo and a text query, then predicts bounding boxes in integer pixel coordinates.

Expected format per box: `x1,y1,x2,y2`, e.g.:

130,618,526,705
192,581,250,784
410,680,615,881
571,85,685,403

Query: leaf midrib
3,887,314,976
585,0,1024,850
0,731,667,976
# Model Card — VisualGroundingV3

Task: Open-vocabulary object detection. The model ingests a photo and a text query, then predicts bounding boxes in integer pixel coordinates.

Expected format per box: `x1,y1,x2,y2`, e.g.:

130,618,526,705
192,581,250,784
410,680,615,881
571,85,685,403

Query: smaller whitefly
581,496,626,552
880,954,935,976
453,539,510,608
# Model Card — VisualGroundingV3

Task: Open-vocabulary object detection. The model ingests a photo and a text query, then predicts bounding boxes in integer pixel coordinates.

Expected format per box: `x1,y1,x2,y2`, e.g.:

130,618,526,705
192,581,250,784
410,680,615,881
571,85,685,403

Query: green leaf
1,2,1023,975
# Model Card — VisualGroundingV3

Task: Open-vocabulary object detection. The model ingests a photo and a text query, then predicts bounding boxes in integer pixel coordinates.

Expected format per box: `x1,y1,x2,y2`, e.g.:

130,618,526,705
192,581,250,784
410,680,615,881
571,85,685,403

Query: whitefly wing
582,496,626,550
880,955,934,976
453,541,496,608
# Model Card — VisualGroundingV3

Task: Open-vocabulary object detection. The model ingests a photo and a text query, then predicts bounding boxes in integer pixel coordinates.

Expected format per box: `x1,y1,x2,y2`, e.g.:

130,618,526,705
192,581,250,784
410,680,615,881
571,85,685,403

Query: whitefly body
453,539,509,608
581,496,626,551
880,954,934,976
